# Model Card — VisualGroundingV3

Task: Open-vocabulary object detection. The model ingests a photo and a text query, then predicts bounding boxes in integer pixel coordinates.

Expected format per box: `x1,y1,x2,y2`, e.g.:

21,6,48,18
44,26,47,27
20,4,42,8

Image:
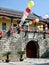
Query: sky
0,0,49,17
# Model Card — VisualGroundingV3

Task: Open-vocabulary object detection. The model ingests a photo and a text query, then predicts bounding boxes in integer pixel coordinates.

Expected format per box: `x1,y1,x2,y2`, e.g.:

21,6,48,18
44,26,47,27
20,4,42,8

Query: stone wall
10,32,49,58
0,32,49,61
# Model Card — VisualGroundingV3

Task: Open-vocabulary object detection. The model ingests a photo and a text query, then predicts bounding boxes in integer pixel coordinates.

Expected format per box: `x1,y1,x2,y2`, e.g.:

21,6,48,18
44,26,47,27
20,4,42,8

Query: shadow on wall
41,50,49,58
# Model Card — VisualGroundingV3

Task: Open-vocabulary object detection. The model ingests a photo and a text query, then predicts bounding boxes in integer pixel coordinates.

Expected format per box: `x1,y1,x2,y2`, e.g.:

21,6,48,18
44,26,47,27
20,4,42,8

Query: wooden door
26,41,38,58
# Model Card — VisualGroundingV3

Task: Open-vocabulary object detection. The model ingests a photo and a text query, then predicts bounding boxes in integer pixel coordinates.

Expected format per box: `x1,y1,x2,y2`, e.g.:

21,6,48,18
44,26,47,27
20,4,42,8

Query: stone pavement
0,58,49,65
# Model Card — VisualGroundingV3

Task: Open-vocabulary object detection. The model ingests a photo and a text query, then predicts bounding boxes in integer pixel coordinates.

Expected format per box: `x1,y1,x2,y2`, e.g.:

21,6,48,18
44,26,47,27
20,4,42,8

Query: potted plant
3,51,11,62
17,50,25,61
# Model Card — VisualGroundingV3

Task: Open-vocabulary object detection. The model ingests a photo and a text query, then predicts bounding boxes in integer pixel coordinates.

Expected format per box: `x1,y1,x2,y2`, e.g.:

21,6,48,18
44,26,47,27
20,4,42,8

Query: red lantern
0,31,2,38
0,31,2,35
26,7,31,13
32,19,35,24
16,19,19,22
2,16,6,20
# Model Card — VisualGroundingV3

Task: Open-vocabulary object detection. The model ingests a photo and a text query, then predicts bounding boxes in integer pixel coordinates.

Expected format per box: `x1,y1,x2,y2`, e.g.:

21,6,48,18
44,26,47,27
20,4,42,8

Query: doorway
26,40,39,58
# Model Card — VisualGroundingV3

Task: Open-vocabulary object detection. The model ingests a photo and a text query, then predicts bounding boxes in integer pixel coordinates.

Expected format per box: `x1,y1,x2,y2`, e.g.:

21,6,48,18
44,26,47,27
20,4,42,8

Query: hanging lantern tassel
38,28,40,33
45,27,48,30
10,28,14,35
2,32,4,38
40,25,43,31
19,26,22,32
10,23,14,35
0,31,2,39
28,26,32,32
47,30,49,34
37,26,40,32
45,24,48,30
28,26,30,32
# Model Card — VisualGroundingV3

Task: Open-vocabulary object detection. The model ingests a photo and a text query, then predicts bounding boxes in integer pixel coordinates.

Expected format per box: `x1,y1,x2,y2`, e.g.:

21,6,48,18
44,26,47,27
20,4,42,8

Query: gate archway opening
26,40,39,58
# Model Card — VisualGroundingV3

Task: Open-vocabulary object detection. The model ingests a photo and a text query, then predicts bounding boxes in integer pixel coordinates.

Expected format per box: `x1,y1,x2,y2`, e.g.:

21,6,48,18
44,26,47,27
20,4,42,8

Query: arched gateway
26,40,39,58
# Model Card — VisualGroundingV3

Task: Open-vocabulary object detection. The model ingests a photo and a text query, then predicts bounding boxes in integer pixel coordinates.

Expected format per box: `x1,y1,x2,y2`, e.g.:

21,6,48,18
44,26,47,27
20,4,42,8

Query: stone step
23,58,49,63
